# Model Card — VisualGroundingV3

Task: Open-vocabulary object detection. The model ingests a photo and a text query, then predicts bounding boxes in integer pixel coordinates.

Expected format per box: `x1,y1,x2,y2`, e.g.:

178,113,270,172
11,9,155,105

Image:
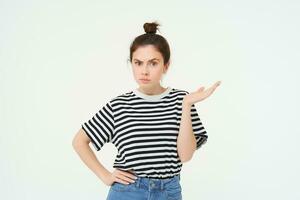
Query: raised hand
183,81,221,106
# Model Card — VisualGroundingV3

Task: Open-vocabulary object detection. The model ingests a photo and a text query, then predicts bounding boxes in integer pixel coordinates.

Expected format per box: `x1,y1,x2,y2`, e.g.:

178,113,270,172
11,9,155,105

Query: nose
141,65,149,75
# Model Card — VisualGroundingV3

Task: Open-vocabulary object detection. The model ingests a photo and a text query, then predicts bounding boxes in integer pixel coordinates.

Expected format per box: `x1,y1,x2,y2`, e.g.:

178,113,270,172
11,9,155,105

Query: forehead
132,45,163,61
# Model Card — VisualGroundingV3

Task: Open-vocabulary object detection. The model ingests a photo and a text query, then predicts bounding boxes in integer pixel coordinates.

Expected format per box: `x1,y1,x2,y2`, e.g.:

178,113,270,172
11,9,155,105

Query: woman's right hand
103,169,138,186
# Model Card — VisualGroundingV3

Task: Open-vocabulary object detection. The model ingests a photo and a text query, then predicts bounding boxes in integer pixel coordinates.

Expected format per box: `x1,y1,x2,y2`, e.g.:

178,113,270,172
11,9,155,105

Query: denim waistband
133,174,181,190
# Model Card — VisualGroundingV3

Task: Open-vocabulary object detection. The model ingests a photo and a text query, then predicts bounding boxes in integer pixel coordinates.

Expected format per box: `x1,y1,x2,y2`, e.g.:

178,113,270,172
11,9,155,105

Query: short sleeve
190,103,208,150
81,101,115,151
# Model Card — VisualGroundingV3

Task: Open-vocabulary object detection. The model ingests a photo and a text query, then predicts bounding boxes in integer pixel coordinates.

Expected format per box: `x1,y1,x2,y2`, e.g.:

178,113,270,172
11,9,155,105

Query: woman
72,21,221,200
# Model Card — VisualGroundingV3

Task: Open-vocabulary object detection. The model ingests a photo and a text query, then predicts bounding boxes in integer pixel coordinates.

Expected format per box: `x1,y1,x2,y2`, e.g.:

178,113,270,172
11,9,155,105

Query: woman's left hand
183,81,222,106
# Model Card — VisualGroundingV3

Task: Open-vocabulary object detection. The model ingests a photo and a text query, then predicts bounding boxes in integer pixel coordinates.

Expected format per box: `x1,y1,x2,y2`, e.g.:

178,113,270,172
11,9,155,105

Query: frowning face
131,45,169,88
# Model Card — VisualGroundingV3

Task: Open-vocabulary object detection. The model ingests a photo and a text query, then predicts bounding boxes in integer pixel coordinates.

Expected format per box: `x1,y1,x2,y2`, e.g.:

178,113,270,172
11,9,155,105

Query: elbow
72,133,80,147
72,128,90,150
72,137,80,150
180,157,192,163
72,136,87,151
178,144,197,163
179,153,194,163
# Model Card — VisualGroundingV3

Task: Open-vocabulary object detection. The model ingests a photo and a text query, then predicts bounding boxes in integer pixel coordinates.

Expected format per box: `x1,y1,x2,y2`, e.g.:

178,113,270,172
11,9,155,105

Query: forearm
177,100,197,162
72,142,110,183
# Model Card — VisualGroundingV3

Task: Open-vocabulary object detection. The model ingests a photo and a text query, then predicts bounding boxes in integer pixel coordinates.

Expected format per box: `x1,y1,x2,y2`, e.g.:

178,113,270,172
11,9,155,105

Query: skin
72,44,221,187
177,81,221,162
183,81,221,106
131,44,170,95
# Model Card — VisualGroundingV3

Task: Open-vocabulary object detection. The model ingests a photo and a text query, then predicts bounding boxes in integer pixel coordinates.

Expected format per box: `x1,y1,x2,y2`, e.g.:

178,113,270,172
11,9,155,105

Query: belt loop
136,177,140,188
161,179,164,190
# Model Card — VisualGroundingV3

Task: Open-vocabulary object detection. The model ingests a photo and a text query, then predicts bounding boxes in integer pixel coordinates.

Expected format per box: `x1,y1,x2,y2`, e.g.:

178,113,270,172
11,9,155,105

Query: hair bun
143,22,160,34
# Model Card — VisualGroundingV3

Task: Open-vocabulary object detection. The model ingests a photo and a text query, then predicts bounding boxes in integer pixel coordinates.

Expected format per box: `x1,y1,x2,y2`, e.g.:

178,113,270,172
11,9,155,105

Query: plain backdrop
1,0,299,199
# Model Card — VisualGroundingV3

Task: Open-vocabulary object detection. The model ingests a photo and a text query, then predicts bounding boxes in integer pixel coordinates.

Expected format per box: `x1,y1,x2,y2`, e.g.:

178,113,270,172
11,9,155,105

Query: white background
1,0,299,199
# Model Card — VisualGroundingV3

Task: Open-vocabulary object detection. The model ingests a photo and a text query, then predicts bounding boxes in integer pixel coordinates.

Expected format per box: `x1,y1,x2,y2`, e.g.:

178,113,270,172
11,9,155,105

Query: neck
137,85,167,95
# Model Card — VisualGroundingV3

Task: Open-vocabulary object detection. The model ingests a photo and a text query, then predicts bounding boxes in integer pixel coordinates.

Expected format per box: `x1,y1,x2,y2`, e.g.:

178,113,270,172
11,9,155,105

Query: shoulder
108,90,135,105
170,87,189,96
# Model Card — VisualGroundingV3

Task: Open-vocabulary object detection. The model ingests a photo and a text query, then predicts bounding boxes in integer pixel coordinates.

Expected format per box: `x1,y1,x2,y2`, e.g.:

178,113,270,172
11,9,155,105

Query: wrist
97,167,111,181
182,98,192,108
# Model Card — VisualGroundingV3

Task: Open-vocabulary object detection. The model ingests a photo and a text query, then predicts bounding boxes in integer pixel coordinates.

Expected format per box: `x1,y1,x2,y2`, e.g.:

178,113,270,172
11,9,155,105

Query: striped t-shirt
81,86,208,179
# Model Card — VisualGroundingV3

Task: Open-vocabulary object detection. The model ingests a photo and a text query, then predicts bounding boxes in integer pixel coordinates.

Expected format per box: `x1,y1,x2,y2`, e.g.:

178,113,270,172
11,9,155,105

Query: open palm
184,81,221,105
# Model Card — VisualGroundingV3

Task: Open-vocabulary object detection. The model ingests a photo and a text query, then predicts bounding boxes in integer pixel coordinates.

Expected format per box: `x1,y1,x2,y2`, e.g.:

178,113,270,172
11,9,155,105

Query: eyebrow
133,58,160,62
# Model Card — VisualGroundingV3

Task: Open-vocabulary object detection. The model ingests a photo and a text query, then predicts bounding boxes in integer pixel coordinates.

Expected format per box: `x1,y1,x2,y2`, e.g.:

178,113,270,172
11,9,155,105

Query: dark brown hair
128,21,171,65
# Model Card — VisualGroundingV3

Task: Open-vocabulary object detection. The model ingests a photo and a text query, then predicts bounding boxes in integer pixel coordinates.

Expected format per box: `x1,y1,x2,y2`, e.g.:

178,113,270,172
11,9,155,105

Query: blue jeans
106,174,182,200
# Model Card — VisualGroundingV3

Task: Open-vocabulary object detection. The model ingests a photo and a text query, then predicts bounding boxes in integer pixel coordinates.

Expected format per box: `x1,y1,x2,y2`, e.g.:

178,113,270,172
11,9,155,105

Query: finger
203,82,220,97
115,171,135,184
197,86,205,92
121,175,136,184
114,176,131,185
210,86,217,94
215,81,221,87
211,81,221,90
206,85,217,95
126,171,138,180
119,170,138,181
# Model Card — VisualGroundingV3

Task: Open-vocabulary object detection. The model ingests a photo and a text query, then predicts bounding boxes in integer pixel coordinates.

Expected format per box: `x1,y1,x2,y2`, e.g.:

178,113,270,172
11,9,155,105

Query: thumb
197,86,205,92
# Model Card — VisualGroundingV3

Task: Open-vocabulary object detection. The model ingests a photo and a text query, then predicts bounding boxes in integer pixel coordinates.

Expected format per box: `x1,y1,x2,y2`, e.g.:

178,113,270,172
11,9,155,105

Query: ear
164,62,170,73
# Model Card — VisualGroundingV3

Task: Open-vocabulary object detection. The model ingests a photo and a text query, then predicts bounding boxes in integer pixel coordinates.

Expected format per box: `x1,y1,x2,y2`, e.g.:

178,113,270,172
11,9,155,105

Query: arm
177,81,221,162
72,128,112,185
177,100,197,163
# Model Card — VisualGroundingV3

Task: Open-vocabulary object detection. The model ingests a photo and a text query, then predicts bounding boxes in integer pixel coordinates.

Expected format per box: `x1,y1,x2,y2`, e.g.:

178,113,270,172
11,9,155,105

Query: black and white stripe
82,88,208,179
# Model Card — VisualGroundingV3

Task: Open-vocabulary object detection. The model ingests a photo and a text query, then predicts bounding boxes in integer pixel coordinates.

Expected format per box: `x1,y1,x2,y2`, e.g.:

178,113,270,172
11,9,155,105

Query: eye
150,62,157,66
134,62,141,66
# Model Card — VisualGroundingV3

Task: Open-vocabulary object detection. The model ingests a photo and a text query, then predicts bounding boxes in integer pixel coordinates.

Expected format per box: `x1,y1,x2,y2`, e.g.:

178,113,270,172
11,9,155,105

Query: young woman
72,21,221,200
